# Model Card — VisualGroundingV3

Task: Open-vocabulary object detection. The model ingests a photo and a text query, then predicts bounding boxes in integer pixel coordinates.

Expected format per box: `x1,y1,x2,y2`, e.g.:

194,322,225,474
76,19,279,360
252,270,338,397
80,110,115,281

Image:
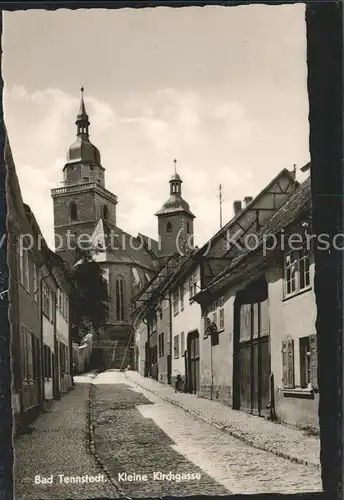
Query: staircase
103,340,131,369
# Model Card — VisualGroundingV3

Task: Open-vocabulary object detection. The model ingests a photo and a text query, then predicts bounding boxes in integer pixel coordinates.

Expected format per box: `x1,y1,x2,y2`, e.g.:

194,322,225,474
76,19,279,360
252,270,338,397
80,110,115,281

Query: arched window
103,205,108,220
70,202,78,222
186,222,190,234
116,277,125,322
166,221,172,233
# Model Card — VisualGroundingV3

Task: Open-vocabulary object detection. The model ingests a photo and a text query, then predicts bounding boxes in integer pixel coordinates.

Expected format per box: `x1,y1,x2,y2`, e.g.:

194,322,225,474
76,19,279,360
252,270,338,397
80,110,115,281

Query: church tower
51,88,118,263
155,160,195,259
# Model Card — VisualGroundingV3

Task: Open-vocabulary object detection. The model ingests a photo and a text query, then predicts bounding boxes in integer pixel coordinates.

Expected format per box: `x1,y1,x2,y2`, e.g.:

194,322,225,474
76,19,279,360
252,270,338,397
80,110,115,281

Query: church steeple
76,86,90,137
155,159,196,259
64,87,102,170
169,159,182,195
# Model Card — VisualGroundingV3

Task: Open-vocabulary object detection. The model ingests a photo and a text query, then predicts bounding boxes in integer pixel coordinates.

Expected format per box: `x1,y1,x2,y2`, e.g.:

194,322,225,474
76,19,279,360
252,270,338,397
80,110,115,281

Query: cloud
4,81,308,249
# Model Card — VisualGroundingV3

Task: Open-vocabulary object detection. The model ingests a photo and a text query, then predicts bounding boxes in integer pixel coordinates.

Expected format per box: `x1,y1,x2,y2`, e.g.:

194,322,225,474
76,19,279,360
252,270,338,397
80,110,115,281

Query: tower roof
156,160,195,218
66,87,101,165
155,195,195,217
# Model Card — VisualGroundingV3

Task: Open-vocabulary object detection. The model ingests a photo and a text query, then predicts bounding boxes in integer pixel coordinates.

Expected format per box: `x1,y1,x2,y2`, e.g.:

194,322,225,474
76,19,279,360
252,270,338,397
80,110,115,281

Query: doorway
187,330,200,394
233,277,270,417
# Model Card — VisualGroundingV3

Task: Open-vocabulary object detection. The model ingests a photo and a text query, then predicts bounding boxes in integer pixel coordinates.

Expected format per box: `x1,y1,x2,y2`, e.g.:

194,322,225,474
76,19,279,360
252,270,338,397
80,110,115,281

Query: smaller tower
155,159,195,259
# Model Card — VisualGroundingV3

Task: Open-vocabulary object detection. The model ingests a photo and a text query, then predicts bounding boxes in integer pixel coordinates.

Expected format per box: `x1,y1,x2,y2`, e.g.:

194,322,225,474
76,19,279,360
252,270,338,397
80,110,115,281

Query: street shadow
91,382,230,497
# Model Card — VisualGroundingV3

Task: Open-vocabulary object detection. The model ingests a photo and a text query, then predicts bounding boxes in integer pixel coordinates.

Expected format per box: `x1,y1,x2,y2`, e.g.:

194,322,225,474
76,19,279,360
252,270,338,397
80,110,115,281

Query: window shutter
281,339,288,387
309,334,318,391
287,339,295,388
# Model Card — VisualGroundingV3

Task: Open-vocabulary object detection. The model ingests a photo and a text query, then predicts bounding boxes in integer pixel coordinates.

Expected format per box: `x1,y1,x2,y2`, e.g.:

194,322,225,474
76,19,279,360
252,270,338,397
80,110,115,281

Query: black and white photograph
2,2,339,499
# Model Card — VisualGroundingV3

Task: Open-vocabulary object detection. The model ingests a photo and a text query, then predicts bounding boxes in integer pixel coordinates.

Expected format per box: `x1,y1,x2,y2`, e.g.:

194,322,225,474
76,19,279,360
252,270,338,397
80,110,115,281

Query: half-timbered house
194,171,317,430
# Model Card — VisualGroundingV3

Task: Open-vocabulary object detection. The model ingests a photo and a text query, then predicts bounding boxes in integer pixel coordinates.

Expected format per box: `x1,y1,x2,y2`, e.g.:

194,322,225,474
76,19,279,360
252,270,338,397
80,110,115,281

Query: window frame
115,277,125,322
172,289,179,316
158,332,164,357
180,284,184,311
283,241,311,299
70,201,78,222
173,334,180,359
180,331,185,357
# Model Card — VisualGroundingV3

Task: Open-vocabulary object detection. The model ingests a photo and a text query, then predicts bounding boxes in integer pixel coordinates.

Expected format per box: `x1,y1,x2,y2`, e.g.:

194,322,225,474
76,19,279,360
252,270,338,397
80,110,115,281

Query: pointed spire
76,86,90,136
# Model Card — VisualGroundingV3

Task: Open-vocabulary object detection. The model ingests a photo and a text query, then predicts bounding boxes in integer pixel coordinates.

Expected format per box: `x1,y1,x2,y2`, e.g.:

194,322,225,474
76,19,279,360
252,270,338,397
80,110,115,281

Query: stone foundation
199,384,232,406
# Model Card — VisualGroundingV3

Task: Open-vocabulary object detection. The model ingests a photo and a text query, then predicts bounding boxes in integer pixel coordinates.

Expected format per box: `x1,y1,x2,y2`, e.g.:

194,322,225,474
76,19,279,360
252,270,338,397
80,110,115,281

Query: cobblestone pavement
91,370,322,497
14,375,119,500
125,370,321,468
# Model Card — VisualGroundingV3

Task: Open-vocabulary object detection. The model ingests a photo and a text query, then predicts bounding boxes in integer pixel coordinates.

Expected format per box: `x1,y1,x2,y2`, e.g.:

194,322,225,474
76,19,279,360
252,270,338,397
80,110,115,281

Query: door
235,294,270,416
167,354,171,384
188,330,200,394
21,328,40,410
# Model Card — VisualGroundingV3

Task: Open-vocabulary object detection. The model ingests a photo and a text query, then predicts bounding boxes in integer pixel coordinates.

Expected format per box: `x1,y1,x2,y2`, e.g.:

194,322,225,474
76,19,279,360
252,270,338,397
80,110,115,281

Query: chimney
233,200,242,215
244,196,253,207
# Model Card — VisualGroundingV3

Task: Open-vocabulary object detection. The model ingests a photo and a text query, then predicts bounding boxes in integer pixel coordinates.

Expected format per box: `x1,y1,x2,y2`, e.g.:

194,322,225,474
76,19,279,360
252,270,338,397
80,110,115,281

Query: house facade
6,131,74,433
132,166,318,430
194,175,318,430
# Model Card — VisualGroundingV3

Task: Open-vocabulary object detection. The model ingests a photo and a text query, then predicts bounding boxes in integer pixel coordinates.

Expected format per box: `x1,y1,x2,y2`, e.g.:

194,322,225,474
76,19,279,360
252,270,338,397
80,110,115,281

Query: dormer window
70,202,78,222
166,221,172,233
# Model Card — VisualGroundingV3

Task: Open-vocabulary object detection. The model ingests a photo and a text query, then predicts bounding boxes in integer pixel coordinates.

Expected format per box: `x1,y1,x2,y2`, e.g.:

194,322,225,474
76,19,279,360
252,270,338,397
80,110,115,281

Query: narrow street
91,371,322,497
14,370,322,499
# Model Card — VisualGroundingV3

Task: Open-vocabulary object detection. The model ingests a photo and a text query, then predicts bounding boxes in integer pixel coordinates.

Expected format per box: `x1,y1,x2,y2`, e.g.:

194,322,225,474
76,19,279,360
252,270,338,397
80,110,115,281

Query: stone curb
124,372,320,470
86,382,131,499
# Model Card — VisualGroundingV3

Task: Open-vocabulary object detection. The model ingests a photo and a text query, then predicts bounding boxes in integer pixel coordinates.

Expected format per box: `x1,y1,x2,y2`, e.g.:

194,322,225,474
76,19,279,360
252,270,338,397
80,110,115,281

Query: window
59,343,68,376
82,177,90,183
42,281,51,320
172,289,179,315
103,205,108,220
284,243,310,297
70,202,78,222
90,165,94,171
22,326,33,381
186,222,190,234
180,332,185,356
180,284,184,311
20,249,30,292
103,268,110,294
151,345,158,365
281,338,295,389
32,262,38,302
158,333,164,357
43,345,52,379
300,337,311,388
174,335,180,359
189,273,197,299
300,334,318,390
166,221,172,233
116,277,125,321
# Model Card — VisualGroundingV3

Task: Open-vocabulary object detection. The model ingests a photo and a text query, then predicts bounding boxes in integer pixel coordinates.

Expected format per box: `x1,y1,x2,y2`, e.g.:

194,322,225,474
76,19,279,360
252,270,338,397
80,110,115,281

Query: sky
2,5,309,249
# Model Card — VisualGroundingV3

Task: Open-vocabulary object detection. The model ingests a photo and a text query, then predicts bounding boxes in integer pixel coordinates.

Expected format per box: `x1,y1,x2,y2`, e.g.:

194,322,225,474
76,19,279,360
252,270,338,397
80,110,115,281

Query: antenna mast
219,184,223,229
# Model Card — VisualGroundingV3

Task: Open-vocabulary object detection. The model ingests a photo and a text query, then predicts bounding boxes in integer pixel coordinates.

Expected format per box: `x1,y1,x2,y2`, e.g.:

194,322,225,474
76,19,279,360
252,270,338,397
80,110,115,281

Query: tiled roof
203,176,311,293
95,219,159,270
